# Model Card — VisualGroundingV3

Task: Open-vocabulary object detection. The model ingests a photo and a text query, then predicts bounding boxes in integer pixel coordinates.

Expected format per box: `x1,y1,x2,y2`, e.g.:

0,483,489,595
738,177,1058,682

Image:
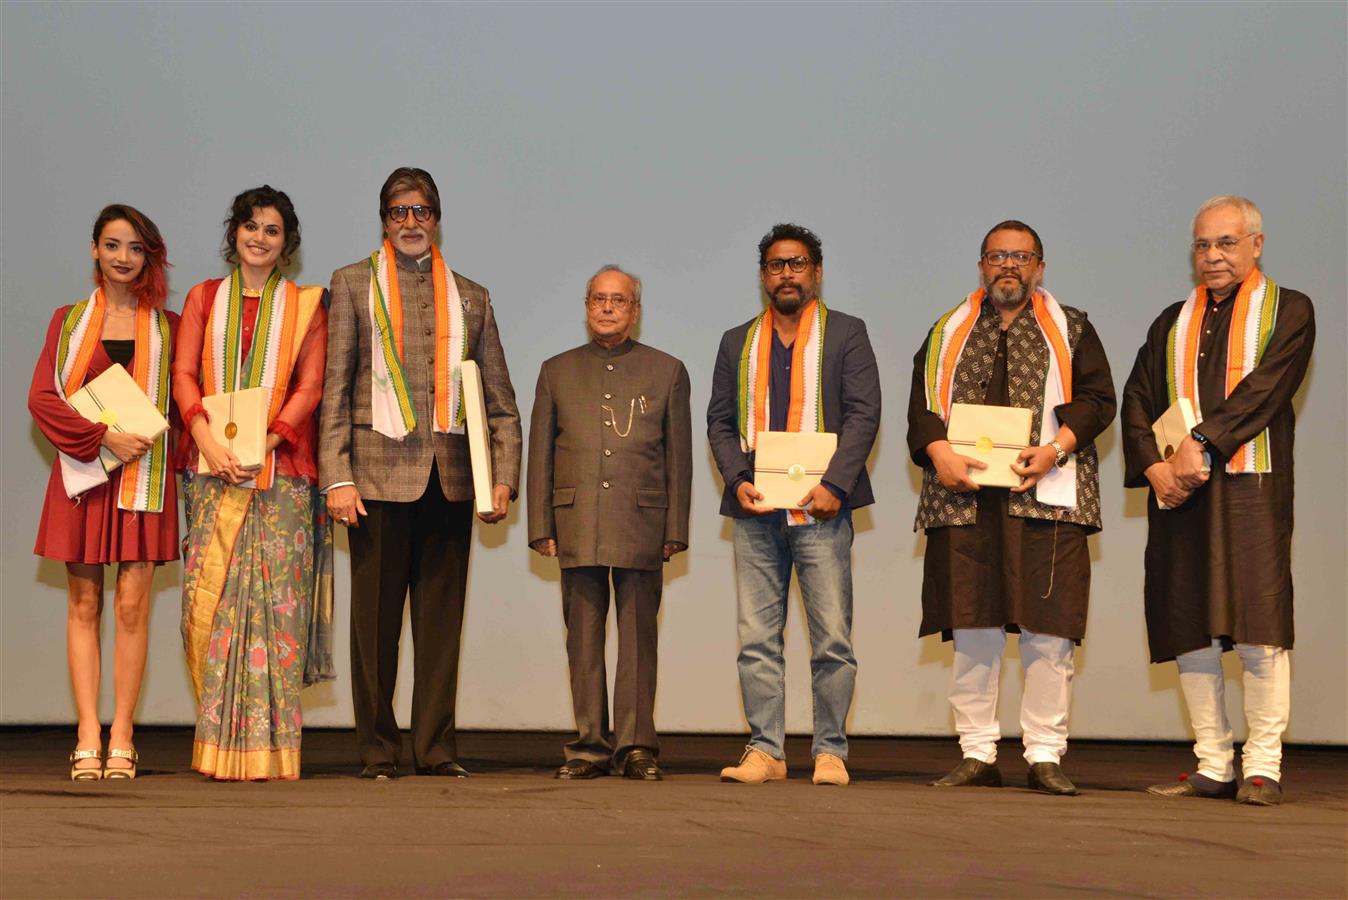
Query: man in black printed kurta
908,221,1116,796
1123,196,1314,807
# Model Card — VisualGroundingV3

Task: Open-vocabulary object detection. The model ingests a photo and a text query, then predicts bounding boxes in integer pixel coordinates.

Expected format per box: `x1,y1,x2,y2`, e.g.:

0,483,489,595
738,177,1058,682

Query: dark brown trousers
560,566,662,767
348,468,473,769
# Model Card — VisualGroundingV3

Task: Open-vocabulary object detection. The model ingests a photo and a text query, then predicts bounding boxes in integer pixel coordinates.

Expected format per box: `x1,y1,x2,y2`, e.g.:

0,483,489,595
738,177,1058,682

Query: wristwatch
1049,440,1070,468
1190,429,1210,448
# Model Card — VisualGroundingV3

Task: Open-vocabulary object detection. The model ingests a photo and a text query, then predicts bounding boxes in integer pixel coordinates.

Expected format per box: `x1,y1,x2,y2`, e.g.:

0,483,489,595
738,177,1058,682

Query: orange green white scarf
738,298,827,525
54,288,170,510
368,241,467,440
924,288,1077,508
202,268,321,490
1166,270,1279,474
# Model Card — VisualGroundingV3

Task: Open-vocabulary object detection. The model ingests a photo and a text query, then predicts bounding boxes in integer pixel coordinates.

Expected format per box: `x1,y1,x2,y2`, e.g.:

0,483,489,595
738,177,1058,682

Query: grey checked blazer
318,251,521,503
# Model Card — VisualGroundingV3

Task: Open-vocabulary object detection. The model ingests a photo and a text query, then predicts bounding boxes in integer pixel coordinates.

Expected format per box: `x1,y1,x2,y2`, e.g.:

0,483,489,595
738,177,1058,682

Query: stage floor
2,728,1344,898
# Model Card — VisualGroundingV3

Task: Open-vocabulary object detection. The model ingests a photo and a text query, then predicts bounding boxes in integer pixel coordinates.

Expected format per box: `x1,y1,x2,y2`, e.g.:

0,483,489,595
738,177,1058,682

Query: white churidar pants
1176,639,1290,782
950,627,1075,765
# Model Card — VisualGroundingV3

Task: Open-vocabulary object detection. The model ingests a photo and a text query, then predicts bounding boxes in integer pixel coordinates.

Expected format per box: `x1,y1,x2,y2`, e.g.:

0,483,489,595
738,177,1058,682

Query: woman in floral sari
173,185,333,780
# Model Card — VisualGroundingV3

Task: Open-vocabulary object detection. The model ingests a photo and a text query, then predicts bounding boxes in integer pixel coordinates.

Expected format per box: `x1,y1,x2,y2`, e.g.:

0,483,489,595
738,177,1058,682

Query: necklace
602,399,636,438
105,306,137,318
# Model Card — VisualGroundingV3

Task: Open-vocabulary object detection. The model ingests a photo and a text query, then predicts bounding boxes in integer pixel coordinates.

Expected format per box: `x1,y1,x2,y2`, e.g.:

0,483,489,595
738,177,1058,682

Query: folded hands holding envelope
925,426,1079,494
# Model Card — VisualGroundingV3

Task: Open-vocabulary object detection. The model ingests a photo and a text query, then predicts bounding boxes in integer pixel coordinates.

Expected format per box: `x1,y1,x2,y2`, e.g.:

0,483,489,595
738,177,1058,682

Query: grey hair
1193,195,1263,234
585,264,642,305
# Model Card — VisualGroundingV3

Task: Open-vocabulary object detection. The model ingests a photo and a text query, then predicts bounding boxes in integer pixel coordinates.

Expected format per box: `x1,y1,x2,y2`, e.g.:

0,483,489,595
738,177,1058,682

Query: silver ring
339,517,350,524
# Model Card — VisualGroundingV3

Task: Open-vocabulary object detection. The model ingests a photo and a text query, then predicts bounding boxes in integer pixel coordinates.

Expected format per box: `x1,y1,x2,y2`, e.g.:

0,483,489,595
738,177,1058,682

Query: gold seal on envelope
1163,444,1174,460
224,422,239,440
97,409,118,427
787,464,805,481
975,435,994,454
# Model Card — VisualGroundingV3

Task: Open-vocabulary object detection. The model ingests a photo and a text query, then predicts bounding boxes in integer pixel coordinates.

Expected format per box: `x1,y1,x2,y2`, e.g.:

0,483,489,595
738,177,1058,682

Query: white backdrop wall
2,2,1344,744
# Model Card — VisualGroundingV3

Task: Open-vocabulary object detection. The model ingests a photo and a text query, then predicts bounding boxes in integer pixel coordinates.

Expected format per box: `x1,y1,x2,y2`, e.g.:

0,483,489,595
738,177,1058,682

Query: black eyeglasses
386,205,435,223
763,256,812,275
982,250,1040,266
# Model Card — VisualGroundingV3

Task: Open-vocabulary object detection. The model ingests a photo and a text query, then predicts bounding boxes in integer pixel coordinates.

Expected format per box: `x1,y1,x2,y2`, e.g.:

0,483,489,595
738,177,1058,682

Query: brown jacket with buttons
527,340,692,571
318,250,521,503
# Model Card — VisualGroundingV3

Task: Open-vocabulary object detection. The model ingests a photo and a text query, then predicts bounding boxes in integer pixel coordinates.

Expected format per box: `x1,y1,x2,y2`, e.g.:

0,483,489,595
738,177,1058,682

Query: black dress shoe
930,758,1002,787
555,759,607,780
360,762,397,780
622,749,663,781
1027,762,1079,796
1236,776,1283,806
417,761,471,778
1146,772,1237,799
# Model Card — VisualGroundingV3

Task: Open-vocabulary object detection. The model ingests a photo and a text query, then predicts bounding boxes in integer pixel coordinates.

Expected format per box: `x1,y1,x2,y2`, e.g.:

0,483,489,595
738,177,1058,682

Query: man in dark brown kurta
527,265,692,781
908,221,1116,796
1123,196,1314,807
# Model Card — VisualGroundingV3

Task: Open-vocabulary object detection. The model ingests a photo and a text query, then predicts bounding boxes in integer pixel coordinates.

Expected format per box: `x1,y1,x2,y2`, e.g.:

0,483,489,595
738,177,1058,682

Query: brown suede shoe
812,753,849,786
720,746,787,783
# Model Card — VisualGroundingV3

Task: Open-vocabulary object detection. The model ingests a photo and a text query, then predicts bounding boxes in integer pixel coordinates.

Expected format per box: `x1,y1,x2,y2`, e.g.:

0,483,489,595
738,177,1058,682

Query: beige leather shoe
812,753,849,786
720,746,787,783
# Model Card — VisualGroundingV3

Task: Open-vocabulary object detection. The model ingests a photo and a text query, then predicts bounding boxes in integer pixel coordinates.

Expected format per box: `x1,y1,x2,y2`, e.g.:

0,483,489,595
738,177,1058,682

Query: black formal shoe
1146,772,1237,799
930,758,1002,788
416,761,471,778
360,762,397,780
622,749,663,781
555,759,607,780
1027,762,1079,796
1236,776,1283,806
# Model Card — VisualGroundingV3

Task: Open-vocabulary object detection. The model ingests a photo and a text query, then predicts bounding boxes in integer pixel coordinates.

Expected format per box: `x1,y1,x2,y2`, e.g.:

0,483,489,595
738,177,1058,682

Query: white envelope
198,388,269,472
1151,398,1210,509
946,402,1032,489
753,430,838,510
67,363,169,473
461,360,495,516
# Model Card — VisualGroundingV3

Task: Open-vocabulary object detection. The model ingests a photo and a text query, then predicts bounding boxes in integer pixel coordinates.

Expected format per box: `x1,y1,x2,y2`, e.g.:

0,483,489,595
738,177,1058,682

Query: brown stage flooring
1,729,1345,898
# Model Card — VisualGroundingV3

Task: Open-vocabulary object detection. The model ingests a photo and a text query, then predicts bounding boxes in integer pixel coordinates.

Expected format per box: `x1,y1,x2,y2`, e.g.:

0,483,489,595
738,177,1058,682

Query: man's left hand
478,483,511,523
662,542,686,561
1010,445,1058,493
1170,435,1211,490
797,484,842,521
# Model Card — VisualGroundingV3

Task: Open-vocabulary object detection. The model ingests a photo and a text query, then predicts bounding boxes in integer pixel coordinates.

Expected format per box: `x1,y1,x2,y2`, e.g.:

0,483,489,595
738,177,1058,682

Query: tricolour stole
200,269,324,490
923,288,1077,508
54,289,171,510
737,298,827,525
1166,269,1279,474
367,241,467,440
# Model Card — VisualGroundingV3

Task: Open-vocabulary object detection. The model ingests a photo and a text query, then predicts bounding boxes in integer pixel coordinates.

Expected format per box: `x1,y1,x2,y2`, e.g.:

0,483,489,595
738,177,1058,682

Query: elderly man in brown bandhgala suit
319,167,521,779
528,264,692,781
1124,195,1315,807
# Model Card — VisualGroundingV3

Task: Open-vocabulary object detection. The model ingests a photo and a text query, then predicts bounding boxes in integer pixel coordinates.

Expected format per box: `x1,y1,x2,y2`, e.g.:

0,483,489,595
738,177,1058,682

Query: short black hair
223,185,301,264
980,220,1043,259
758,223,823,268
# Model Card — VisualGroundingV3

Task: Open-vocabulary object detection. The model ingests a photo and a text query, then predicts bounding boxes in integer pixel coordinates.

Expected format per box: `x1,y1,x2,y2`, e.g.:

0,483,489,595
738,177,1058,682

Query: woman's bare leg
66,563,105,771
106,561,154,769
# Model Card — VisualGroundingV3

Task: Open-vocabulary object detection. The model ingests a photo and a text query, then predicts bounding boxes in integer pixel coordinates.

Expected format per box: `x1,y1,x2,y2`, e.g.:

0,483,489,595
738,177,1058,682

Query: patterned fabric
181,473,334,780
1167,270,1279,474
202,271,323,489
367,241,467,439
317,256,522,504
915,299,1102,530
737,299,827,525
54,289,171,510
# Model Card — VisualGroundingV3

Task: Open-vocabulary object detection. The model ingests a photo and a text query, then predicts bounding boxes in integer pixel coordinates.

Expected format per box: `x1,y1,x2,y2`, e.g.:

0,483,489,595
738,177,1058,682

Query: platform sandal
104,747,139,780
69,748,103,781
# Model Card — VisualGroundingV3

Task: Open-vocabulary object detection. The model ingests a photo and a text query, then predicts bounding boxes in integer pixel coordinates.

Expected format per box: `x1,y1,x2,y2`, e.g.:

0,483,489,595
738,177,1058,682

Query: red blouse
172,279,328,483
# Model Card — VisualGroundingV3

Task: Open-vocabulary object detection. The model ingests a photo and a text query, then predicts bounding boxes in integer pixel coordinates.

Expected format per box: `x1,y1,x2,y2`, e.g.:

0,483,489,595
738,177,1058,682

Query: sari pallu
181,472,334,780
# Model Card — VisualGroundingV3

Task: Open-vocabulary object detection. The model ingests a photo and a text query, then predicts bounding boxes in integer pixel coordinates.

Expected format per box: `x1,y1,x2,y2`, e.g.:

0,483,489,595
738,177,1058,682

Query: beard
769,282,812,315
986,272,1038,309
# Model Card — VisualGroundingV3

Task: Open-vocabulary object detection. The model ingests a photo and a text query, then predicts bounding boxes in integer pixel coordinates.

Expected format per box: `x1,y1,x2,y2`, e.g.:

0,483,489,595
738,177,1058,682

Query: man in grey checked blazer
319,167,521,779
527,265,692,781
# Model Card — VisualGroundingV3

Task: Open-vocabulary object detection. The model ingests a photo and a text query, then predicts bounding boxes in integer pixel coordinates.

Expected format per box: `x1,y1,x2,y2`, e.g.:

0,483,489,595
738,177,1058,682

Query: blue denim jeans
732,509,856,760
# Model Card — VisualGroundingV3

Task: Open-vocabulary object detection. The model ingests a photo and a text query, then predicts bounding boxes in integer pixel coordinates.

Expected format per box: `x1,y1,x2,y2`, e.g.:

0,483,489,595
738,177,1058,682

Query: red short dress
29,304,181,565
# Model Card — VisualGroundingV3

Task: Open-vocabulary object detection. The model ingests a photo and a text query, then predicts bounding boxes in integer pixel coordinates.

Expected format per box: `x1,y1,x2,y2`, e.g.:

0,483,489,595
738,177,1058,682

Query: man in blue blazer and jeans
706,223,881,786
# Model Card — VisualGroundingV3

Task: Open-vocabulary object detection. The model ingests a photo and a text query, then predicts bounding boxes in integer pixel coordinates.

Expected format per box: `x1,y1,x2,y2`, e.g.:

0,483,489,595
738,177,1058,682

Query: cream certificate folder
1151,398,1210,509
198,387,268,472
946,402,1032,489
461,360,495,516
753,431,838,510
67,363,169,473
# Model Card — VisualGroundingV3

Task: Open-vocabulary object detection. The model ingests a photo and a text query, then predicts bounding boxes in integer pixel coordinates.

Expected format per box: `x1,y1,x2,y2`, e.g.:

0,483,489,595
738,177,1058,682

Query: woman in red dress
28,205,178,780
